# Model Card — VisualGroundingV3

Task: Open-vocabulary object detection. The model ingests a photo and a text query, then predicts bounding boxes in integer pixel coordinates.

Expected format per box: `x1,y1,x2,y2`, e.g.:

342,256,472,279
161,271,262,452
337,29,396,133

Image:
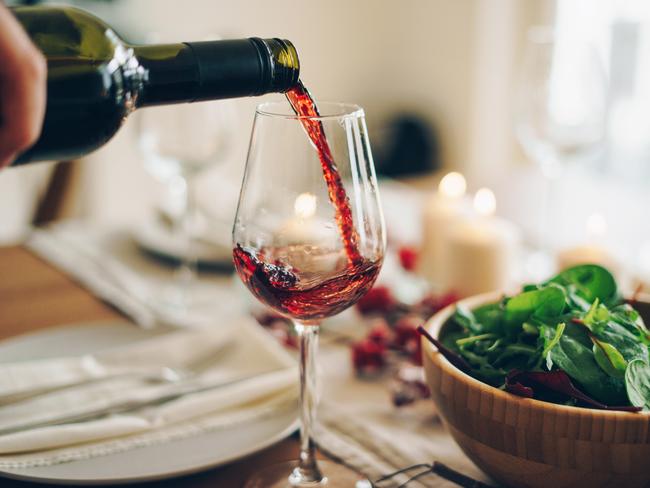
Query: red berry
398,246,418,272
367,319,393,345
393,315,424,365
352,339,387,375
356,285,396,315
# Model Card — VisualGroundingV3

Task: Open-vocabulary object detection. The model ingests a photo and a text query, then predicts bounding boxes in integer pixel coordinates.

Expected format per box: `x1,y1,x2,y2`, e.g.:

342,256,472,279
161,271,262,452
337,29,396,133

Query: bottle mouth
253,38,300,92
256,101,365,120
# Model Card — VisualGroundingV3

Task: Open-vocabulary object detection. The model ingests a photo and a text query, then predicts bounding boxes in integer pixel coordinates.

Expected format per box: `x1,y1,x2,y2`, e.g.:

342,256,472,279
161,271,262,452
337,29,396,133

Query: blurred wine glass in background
137,99,236,314
514,26,607,275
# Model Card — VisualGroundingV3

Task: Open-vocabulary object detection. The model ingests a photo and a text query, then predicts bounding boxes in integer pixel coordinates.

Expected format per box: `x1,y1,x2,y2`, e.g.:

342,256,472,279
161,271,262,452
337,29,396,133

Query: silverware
0,343,232,406
368,461,497,488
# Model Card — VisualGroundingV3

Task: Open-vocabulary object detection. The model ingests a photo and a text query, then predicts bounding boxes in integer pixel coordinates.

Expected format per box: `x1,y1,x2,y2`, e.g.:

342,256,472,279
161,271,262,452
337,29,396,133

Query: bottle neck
133,38,300,108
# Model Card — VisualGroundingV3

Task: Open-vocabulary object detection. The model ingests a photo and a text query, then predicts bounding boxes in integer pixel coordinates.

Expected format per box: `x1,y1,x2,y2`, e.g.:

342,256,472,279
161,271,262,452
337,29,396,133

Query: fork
0,343,232,406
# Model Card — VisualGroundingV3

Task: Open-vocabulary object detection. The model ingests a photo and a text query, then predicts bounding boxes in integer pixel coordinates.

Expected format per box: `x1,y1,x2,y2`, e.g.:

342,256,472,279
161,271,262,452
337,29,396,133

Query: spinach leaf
625,359,650,411
504,285,565,333
582,299,609,334
592,338,627,379
547,264,617,305
473,302,505,334
597,320,649,364
549,323,627,405
453,304,481,334
611,304,650,346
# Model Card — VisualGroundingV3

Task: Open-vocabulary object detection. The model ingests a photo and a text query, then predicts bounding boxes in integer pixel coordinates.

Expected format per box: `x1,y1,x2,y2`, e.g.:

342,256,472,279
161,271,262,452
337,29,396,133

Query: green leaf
456,333,497,347
453,305,481,334
547,264,617,305
625,359,650,410
522,322,538,335
549,323,627,405
473,302,505,334
597,320,649,364
505,286,566,333
582,299,610,334
592,338,627,379
611,304,650,347
542,322,566,371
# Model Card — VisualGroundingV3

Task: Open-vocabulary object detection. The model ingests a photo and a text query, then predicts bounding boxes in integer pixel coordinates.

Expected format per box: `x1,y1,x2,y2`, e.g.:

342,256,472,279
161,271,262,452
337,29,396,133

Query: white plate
0,321,298,485
133,218,233,270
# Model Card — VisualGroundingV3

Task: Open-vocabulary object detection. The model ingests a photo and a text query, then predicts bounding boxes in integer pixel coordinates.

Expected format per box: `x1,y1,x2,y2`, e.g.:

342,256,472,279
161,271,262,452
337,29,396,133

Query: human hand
0,3,46,168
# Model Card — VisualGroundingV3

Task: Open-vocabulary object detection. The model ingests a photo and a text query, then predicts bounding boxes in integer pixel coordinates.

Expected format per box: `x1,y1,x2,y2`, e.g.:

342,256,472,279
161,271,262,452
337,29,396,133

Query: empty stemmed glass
232,101,386,487
138,100,235,314
514,27,607,274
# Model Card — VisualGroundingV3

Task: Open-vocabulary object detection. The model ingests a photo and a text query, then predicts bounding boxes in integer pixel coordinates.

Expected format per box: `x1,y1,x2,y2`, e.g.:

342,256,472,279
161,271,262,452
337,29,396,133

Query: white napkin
0,326,232,402
0,318,297,467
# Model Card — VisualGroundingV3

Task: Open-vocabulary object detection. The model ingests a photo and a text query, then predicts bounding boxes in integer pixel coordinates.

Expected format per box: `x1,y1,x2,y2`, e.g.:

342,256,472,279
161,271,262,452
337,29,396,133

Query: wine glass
138,99,235,313
233,100,386,487
514,27,607,275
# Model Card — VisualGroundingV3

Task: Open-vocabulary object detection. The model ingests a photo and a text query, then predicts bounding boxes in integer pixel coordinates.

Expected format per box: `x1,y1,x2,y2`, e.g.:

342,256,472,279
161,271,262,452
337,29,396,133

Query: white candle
418,172,470,288
556,213,617,272
277,193,340,272
442,188,521,297
278,193,334,245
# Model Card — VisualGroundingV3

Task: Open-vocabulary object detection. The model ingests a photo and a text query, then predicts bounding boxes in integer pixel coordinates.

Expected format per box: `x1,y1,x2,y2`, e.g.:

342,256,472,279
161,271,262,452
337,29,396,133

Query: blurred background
3,0,650,283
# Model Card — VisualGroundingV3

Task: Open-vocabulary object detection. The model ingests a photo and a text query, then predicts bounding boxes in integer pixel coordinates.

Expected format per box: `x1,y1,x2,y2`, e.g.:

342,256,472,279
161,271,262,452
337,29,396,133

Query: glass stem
290,322,323,486
167,174,197,310
175,175,197,289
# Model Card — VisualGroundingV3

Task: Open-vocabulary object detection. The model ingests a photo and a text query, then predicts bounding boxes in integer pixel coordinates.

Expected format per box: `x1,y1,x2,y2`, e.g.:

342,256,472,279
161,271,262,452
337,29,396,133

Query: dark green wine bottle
10,6,300,165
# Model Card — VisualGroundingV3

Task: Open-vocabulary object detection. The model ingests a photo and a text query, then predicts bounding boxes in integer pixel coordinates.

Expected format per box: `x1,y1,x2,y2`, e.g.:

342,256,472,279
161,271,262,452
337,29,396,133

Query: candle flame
473,188,496,217
586,213,607,238
294,192,317,219
438,172,466,199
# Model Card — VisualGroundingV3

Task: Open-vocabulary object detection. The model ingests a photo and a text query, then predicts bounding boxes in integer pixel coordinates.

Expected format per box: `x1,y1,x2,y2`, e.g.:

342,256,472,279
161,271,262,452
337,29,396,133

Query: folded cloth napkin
0,325,232,403
0,318,297,467
25,221,239,329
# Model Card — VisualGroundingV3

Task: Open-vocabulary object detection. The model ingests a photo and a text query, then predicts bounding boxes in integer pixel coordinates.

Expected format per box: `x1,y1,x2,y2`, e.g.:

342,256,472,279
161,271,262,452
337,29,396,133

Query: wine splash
285,81,362,265
233,244,380,321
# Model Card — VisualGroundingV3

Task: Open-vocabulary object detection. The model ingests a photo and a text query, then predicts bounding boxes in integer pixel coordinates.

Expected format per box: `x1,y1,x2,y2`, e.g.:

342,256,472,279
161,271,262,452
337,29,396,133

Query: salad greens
440,264,650,412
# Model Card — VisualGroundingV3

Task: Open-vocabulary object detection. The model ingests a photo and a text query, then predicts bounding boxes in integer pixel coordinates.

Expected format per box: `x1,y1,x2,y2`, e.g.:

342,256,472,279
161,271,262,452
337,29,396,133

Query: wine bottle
10,6,300,165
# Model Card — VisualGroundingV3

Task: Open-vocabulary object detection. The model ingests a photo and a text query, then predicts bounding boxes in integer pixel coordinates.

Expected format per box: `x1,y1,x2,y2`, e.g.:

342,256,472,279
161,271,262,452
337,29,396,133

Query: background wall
0,0,551,239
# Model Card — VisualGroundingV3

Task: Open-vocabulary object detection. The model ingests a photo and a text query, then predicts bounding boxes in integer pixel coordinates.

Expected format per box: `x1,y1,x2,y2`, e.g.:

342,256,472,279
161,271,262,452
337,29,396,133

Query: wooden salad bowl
422,292,650,488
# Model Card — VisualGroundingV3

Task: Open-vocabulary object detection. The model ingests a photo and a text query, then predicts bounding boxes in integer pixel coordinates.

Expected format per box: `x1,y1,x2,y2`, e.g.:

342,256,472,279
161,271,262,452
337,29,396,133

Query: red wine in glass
234,79,381,320
233,244,381,322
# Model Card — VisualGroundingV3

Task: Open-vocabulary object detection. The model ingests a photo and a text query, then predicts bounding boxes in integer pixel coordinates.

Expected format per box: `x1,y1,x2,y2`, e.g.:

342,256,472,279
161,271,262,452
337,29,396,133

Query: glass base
243,460,369,488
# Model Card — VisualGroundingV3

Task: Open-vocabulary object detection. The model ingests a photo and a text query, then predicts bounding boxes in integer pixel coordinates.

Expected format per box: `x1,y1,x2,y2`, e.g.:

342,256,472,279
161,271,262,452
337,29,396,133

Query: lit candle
418,172,470,288
278,193,323,245
556,213,617,272
277,193,340,271
441,188,521,297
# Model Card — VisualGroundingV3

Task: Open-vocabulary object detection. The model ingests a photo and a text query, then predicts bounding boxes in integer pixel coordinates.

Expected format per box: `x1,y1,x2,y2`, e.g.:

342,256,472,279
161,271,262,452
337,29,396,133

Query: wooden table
0,246,331,487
